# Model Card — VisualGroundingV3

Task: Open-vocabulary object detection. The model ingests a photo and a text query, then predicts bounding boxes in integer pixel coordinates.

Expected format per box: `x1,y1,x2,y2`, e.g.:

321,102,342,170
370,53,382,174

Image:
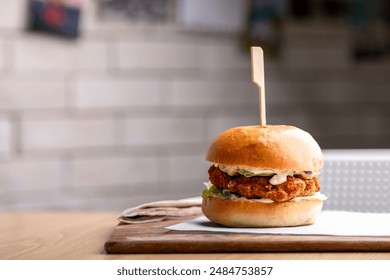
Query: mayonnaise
216,164,318,185
269,170,294,185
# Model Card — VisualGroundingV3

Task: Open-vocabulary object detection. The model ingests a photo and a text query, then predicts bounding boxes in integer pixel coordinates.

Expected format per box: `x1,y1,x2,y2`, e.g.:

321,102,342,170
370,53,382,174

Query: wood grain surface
105,217,390,254
1,212,390,260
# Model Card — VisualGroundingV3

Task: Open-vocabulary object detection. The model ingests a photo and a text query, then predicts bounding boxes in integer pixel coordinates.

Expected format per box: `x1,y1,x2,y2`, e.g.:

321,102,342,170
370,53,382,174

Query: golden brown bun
206,125,323,171
202,197,323,227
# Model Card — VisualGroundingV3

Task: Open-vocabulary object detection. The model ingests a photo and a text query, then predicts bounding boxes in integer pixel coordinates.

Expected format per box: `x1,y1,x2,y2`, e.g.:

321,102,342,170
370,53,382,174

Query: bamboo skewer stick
251,46,266,126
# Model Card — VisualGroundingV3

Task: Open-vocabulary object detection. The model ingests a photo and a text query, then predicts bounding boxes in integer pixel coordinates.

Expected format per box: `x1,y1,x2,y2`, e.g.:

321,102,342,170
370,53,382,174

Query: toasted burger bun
206,125,323,172
202,197,324,228
203,125,324,227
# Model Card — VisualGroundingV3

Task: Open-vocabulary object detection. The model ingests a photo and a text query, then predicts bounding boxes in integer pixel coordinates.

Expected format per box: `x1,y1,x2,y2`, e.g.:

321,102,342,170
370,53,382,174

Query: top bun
206,125,323,171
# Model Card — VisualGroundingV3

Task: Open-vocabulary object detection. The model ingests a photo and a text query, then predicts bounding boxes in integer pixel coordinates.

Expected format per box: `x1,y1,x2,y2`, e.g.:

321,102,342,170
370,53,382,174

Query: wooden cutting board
104,216,390,253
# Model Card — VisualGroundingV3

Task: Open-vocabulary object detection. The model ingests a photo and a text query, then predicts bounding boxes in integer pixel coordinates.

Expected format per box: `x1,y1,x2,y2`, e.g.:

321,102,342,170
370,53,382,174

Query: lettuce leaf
201,185,231,199
238,169,275,177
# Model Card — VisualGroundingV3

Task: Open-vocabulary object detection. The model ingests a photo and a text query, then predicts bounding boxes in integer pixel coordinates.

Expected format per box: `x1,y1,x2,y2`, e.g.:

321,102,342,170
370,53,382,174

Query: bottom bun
202,197,323,228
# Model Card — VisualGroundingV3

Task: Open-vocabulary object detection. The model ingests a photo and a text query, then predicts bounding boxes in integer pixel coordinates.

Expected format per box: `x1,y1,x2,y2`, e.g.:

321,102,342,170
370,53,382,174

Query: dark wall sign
28,0,82,38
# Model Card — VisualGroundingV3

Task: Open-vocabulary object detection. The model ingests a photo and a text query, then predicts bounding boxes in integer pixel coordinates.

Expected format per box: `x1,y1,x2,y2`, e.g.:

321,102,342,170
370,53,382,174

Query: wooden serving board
104,216,390,254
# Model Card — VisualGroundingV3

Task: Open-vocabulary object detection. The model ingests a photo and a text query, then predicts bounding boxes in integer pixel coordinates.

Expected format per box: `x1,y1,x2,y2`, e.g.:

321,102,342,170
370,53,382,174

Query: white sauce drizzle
215,164,318,185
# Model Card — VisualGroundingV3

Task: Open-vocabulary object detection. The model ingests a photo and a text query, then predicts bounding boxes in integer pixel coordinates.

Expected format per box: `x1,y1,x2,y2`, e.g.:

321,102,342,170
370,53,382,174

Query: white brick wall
21,119,117,151
0,78,66,110
170,79,257,107
283,47,350,69
13,36,107,71
125,117,206,145
0,1,389,211
0,0,26,29
0,158,62,192
167,155,209,182
70,156,158,187
116,42,201,69
0,117,11,155
202,44,250,69
0,39,5,70
74,77,168,108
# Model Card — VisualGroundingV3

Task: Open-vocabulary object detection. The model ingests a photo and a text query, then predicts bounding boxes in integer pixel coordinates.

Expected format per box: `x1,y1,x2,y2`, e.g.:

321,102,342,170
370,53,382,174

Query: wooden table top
1,212,390,260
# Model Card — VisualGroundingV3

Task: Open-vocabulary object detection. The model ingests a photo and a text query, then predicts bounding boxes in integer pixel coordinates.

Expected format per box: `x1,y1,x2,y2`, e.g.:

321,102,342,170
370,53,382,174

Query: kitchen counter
1,212,389,260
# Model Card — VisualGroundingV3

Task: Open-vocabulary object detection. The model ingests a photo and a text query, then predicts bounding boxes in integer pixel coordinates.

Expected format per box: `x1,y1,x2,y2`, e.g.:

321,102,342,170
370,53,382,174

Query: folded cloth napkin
118,197,202,224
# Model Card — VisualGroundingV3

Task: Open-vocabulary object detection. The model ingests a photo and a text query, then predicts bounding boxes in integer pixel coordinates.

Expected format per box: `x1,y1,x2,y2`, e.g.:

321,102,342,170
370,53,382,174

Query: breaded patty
208,165,320,202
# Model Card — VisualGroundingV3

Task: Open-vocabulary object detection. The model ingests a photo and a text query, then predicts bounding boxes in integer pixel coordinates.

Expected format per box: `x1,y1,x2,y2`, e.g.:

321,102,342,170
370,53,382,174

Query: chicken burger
201,125,327,227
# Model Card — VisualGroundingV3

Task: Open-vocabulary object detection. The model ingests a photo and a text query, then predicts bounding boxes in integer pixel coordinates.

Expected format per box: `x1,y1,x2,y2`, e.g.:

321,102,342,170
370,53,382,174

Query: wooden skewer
251,46,266,126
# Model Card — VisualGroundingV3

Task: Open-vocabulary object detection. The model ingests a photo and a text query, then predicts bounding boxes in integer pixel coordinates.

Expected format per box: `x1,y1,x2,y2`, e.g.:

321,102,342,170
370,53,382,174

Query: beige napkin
118,197,202,224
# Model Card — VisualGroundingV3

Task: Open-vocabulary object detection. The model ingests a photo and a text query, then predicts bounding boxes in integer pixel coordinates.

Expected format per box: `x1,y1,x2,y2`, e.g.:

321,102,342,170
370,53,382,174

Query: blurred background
0,0,389,211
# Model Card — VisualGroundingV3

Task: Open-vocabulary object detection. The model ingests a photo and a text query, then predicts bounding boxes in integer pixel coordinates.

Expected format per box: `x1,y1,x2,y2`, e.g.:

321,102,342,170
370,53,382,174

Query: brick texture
14,37,107,70
0,159,62,192
21,119,117,151
70,156,158,188
0,79,66,110
74,78,167,108
116,42,201,69
125,117,206,145
0,118,11,155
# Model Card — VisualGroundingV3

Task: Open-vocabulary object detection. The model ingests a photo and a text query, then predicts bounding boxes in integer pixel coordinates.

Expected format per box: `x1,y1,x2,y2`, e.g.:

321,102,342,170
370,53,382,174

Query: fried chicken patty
208,165,320,202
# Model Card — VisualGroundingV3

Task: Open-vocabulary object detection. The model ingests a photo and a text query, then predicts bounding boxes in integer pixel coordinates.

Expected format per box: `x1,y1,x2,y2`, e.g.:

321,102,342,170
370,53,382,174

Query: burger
201,125,327,227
